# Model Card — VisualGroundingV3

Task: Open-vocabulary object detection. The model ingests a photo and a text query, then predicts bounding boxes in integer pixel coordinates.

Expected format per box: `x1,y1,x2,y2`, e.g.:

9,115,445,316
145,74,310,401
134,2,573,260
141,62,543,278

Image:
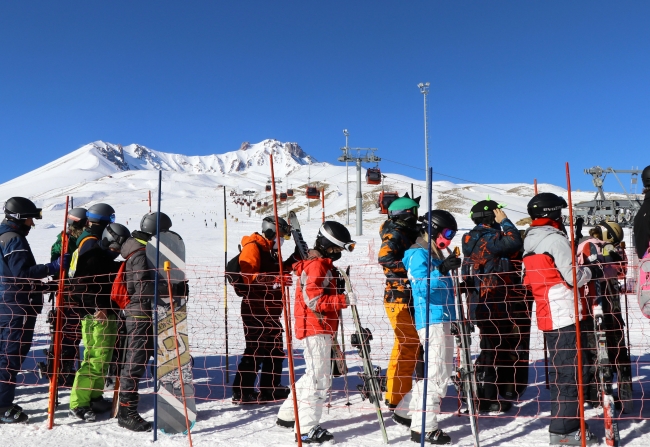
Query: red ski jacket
293,257,347,340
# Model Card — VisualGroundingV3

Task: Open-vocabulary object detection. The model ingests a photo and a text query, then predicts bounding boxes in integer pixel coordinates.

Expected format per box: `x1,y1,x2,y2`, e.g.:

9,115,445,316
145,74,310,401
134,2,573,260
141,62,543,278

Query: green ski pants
69,314,117,409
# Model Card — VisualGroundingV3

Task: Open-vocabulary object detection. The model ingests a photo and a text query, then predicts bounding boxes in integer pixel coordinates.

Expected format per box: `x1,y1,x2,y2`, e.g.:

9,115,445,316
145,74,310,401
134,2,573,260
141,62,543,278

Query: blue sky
0,1,648,193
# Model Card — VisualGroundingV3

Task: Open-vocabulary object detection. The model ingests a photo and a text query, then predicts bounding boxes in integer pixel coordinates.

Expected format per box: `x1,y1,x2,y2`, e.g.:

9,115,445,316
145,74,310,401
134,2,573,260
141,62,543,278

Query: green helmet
388,197,419,222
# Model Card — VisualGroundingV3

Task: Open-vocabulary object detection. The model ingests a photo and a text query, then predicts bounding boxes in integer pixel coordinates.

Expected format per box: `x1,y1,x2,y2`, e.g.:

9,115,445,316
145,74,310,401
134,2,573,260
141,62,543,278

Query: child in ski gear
378,196,422,408
68,223,131,422
117,212,179,432
232,216,299,404
522,193,597,445
577,221,633,412
0,197,69,424
50,207,87,261
393,210,458,445
633,165,650,258
277,221,355,444
461,200,524,412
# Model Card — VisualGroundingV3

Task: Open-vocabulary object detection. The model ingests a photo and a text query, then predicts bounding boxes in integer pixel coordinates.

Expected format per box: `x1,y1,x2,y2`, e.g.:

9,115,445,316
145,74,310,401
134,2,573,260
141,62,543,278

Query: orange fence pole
321,188,325,223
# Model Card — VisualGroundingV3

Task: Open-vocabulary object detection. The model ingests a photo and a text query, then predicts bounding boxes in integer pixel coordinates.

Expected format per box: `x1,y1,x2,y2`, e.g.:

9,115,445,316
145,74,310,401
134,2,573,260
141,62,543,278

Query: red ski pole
566,163,587,447
270,153,302,446
47,196,69,429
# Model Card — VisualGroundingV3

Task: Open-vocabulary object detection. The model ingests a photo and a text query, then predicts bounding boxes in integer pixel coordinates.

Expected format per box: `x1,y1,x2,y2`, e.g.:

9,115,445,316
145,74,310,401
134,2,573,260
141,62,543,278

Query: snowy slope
1,141,649,446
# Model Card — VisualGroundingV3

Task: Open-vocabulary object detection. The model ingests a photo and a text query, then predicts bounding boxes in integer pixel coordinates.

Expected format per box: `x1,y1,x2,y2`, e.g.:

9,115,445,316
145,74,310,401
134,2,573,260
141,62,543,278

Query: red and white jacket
293,257,348,340
522,219,592,331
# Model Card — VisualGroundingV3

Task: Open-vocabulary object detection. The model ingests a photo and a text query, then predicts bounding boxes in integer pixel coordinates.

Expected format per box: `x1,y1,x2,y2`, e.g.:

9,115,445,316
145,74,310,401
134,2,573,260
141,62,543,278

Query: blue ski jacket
0,220,49,310
403,237,457,330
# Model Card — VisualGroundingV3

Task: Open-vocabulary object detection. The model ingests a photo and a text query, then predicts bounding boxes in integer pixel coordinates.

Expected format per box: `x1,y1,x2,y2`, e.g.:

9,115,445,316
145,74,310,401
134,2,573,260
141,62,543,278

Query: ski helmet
261,216,291,240
315,221,355,260
140,212,172,234
420,210,458,249
86,203,115,224
388,197,420,223
642,165,650,188
470,199,503,224
527,192,567,220
101,223,131,251
3,197,42,220
67,207,88,229
598,220,624,244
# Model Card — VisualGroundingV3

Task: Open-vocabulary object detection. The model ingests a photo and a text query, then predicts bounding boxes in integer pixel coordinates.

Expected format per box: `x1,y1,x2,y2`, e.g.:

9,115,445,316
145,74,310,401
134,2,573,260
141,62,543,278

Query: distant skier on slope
0,197,70,424
392,210,460,445
461,199,524,412
378,196,422,410
276,221,356,444
521,193,598,445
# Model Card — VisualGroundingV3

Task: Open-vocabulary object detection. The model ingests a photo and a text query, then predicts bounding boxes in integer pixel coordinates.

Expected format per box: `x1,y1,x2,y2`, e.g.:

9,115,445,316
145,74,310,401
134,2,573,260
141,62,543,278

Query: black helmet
262,216,291,240
527,192,567,220
420,210,458,236
3,197,42,220
140,212,172,234
470,200,501,224
315,221,356,253
101,223,131,251
642,165,650,188
87,203,115,224
67,207,88,229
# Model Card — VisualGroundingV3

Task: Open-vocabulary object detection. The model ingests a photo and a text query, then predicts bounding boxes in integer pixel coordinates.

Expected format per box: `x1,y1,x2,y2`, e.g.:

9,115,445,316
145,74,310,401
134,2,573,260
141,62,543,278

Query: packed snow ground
1,141,649,446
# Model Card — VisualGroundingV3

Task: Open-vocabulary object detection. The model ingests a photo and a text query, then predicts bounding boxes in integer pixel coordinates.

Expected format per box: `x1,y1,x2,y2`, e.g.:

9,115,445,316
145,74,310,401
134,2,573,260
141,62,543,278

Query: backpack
225,241,259,297
110,247,145,309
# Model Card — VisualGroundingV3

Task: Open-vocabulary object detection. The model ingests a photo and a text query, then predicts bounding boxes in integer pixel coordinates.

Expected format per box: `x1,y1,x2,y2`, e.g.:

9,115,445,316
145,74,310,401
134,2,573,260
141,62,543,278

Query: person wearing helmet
391,210,459,445
633,165,650,258
378,195,422,409
577,221,632,412
51,207,87,261
522,193,598,445
0,197,70,424
68,223,131,422
117,211,178,432
460,199,524,413
232,216,301,404
276,221,355,443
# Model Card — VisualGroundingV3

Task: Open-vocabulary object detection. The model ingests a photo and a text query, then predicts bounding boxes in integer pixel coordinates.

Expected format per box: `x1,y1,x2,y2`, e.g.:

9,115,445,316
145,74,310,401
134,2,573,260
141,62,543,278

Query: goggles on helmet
440,228,456,240
87,211,116,223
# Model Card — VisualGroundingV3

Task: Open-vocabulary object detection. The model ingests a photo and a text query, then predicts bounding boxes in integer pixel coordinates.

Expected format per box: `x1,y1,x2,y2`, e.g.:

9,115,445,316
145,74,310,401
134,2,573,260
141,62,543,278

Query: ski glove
345,291,357,306
438,254,462,276
45,254,71,276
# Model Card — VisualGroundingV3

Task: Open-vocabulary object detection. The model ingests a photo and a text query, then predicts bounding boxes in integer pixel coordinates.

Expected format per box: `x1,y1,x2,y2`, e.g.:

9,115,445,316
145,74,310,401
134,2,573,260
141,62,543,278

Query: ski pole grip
164,260,171,271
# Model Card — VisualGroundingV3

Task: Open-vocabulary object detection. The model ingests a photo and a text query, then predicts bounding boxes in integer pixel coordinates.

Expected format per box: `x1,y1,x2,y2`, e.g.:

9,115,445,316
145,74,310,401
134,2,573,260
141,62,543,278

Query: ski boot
259,386,290,403
231,390,259,404
90,397,112,414
0,404,28,424
276,417,295,429
410,429,452,445
297,425,334,444
69,406,96,422
549,428,598,446
117,404,152,432
478,399,512,413
392,412,411,427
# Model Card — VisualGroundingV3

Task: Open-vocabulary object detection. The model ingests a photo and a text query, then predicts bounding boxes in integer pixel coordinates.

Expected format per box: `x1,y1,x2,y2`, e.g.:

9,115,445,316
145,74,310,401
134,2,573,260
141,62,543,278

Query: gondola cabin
280,193,287,202
257,201,262,207
306,187,319,199
287,188,294,197
263,201,269,207
265,184,272,192
366,168,382,185
378,191,399,214
251,206,256,211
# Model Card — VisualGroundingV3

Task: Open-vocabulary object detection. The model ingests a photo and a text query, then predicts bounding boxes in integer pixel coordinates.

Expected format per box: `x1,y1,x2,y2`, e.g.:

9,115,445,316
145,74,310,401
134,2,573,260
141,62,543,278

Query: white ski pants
394,323,453,433
278,334,332,433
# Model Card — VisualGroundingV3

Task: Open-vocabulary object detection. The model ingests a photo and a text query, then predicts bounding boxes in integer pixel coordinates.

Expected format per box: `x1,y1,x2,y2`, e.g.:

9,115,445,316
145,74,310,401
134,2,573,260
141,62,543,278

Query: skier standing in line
276,221,356,444
633,165,650,258
68,223,131,421
0,197,70,424
461,199,523,412
231,216,299,404
392,210,460,445
521,192,598,445
117,212,183,432
378,196,422,409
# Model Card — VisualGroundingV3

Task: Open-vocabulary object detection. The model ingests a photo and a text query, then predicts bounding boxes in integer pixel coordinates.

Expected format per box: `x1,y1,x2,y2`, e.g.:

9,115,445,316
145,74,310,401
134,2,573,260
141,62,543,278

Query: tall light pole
418,82,430,209
343,129,350,225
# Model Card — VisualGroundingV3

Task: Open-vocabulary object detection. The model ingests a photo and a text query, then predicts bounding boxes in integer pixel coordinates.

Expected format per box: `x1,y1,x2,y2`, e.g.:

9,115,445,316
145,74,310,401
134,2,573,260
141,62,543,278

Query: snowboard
146,231,197,434
638,258,650,318
287,211,310,260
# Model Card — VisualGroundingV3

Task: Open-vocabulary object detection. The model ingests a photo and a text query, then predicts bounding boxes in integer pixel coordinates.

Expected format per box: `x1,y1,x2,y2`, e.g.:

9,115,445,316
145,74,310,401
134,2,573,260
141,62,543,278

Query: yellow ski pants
384,302,420,406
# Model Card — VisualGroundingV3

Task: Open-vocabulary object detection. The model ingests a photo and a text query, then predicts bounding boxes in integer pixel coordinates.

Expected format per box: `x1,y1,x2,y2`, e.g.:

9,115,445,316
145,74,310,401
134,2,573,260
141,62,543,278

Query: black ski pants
233,300,285,396
545,322,590,435
119,316,154,407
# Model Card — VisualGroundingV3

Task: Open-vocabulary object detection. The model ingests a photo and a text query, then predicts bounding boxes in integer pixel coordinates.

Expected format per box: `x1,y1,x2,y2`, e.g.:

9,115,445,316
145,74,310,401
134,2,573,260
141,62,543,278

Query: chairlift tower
338,147,381,236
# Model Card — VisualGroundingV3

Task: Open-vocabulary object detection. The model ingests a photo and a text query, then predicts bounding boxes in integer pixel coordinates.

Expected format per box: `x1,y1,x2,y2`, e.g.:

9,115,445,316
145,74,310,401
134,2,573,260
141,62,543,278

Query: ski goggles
86,211,116,223
440,228,457,240
4,208,42,220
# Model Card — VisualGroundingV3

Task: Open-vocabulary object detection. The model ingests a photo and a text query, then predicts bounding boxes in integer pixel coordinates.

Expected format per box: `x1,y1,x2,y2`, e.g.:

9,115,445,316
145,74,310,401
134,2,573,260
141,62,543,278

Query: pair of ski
287,212,388,444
